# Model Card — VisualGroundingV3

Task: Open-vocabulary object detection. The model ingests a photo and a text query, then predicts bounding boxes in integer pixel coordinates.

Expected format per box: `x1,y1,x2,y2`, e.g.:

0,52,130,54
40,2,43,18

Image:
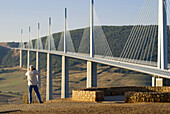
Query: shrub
22,86,45,104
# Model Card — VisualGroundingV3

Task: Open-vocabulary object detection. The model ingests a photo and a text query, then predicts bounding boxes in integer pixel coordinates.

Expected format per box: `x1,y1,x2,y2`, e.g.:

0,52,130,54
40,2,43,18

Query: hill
2,25,170,69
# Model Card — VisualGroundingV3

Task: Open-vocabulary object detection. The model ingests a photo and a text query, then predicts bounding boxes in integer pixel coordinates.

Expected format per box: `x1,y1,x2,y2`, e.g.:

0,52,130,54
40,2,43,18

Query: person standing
25,65,43,104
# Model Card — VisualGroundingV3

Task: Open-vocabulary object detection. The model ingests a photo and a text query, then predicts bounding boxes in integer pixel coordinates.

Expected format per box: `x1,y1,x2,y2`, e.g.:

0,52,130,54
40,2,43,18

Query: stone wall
72,86,170,102
125,92,170,103
83,86,170,96
72,90,104,102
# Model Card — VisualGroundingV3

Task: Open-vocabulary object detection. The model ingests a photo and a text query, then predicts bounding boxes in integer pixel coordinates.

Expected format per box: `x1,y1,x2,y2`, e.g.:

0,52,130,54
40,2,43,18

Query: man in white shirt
25,65,43,104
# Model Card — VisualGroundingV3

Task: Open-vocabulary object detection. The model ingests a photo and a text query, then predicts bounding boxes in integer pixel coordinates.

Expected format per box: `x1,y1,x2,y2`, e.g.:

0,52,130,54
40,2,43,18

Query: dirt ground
0,99,170,114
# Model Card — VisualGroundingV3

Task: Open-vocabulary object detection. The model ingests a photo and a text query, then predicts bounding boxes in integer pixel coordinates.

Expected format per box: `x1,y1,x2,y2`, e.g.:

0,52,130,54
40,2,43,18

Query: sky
0,0,144,42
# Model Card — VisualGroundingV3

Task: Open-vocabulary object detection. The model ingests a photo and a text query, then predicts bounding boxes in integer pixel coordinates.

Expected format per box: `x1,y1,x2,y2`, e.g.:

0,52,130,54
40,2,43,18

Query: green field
0,68,27,93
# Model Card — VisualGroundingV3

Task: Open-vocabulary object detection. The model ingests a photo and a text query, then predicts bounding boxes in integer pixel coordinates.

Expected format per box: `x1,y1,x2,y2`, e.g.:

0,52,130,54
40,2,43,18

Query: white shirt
25,70,39,86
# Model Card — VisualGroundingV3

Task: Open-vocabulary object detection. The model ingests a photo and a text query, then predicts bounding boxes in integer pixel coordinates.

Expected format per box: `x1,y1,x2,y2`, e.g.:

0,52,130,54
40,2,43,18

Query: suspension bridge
14,0,170,101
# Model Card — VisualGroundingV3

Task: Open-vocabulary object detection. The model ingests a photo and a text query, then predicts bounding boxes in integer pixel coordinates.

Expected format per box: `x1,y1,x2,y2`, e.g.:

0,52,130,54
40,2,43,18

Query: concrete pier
20,50,23,68
152,76,170,87
46,53,53,101
87,61,97,88
61,56,69,98
152,77,156,87
27,50,31,71
36,51,41,88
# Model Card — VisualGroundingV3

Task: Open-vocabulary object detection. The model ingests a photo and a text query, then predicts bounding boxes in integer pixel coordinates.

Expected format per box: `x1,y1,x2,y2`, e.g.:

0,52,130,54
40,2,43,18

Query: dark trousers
28,85,41,104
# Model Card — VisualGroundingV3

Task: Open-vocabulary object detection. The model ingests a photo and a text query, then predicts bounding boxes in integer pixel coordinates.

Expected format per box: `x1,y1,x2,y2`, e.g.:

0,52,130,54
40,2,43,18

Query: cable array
45,35,56,51
58,32,64,51
78,8,113,58
78,27,90,55
58,26,75,53
25,41,33,49
34,38,43,50
119,0,158,66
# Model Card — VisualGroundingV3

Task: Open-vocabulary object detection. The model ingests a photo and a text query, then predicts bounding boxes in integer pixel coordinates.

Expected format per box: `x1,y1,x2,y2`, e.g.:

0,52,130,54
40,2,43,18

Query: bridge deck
15,48,170,79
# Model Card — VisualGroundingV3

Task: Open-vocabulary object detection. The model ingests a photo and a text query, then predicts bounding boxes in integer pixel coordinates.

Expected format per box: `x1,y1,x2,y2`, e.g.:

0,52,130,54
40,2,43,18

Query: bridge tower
20,29,23,68
27,26,31,71
61,8,69,98
36,23,41,88
153,0,169,86
46,17,53,101
158,0,168,70
87,0,97,88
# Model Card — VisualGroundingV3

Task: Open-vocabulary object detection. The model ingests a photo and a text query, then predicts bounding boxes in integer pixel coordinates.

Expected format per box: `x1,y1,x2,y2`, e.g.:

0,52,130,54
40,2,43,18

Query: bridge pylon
61,8,69,98
36,23,41,88
20,29,23,68
46,17,53,101
87,0,97,88
27,26,31,71
153,0,169,87
157,0,168,70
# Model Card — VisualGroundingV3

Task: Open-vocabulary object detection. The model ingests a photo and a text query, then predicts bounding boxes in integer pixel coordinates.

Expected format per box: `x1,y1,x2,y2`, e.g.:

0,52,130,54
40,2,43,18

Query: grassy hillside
0,65,151,105
0,67,27,93
2,25,170,68
0,45,19,67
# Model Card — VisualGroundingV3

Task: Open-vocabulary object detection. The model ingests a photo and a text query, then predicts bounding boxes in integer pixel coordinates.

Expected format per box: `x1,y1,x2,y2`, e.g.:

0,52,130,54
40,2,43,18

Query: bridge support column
87,61,97,88
152,76,156,87
36,51,41,88
20,50,23,68
61,56,69,98
46,53,53,101
27,50,31,71
152,76,170,87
